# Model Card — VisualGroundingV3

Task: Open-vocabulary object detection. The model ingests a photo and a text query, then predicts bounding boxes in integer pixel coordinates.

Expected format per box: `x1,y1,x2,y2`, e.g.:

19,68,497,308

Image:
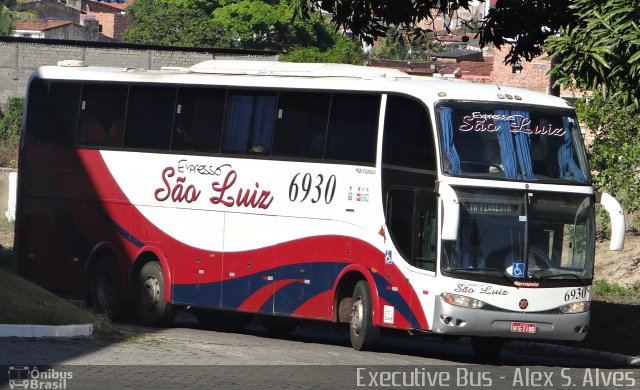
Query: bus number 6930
289,173,336,204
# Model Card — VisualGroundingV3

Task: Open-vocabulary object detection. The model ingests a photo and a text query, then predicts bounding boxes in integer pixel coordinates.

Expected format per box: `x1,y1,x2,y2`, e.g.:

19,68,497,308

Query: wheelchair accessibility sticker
385,250,393,264
511,263,526,278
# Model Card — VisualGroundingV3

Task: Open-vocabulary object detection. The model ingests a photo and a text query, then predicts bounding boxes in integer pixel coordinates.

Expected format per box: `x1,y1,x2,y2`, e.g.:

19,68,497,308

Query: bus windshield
442,188,595,282
437,103,590,183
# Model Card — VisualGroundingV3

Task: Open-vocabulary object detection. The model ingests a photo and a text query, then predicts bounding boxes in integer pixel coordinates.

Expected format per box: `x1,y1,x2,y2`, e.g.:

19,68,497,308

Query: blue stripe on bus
97,207,144,248
372,273,420,329
173,262,419,328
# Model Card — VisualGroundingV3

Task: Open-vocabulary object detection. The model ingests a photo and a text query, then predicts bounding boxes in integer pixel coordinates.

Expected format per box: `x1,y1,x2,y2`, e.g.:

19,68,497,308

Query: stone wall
0,37,277,108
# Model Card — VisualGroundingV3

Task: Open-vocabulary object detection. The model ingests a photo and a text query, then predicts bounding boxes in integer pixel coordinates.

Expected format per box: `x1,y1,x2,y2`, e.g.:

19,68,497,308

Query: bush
576,93,640,217
0,97,24,168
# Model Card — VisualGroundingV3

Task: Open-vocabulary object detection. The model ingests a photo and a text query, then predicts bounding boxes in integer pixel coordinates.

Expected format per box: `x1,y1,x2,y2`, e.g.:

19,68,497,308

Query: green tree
212,0,362,63
295,0,574,65
576,93,640,216
0,5,13,36
0,97,24,168
545,0,640,108
121,0,233,47
371,26,443,61
281,37,363,64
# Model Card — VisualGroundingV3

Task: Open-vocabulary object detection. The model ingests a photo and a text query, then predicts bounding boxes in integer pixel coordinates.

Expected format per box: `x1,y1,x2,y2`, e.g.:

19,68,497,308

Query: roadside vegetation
592,280,640,305
0,96,22,168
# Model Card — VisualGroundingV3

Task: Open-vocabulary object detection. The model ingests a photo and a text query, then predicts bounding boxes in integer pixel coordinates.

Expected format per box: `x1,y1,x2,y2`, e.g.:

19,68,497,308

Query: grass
0,266,95,325
0,219,121,336
592,279,640,304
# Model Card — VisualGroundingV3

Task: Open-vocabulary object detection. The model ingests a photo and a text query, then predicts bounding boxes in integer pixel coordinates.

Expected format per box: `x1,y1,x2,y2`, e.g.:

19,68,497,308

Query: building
12,18,110,41
14,0,134,41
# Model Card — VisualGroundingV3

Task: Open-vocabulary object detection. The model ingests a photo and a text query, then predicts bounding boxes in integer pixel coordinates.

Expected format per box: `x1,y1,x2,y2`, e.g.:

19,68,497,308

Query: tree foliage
576,93,640,216
0,97,24,168
121,0,233,47
479,0,573,64
211,0,359,57
122,0,362,63
295,0,572,65
0,5,13,36
545,0,640,108
281,37,363,64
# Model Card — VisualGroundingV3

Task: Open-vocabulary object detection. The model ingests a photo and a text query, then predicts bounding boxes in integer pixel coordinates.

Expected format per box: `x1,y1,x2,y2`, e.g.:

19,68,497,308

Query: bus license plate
511,322,537,333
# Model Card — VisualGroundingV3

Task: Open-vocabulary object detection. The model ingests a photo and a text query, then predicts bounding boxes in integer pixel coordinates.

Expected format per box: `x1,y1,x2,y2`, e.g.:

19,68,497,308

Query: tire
349,280,381,351
134,261,175,326
196,309,252,332
89,256,121,319
471,337,504,361
261,316,299,336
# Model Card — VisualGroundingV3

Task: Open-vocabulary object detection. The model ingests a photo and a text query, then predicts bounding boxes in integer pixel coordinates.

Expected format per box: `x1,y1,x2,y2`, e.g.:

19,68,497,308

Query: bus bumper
431,297,590,341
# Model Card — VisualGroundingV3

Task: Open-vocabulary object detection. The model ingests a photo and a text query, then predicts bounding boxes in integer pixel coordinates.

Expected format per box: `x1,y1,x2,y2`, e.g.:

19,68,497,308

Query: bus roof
31,59,572,109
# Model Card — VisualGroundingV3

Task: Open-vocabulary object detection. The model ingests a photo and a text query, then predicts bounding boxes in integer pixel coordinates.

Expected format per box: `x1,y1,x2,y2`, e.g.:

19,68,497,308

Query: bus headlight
441,293,486,309
559,301,590,314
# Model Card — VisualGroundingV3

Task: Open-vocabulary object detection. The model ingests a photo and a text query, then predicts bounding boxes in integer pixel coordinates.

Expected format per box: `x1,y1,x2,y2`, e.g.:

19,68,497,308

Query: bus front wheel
134,261,175,326
349,280,380,351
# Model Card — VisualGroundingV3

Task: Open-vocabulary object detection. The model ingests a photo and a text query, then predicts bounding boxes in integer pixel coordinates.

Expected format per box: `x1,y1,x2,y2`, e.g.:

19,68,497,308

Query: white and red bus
15,59,625,357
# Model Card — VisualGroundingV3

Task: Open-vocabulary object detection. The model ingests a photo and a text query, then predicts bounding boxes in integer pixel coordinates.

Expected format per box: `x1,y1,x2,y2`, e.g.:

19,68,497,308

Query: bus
15,59,625,358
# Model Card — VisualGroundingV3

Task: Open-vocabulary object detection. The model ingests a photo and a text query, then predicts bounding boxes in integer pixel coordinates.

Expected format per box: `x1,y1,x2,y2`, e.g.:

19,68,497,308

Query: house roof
14,20,74,31
432,49,482,59
85,0,133,12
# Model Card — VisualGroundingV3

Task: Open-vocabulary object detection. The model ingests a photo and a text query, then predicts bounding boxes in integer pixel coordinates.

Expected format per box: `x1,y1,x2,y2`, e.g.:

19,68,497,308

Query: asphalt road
0,311,637,390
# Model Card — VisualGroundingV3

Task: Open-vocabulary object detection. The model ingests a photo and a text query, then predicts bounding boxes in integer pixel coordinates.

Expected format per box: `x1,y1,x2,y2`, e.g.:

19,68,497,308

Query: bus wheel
261,316,299,336
90,256,121,319
349,280,380,351
134,262,175,326
471,337,504,361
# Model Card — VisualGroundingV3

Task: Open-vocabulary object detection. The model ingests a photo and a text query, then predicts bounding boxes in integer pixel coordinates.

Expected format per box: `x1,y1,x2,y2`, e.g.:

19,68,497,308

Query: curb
0,324,93,338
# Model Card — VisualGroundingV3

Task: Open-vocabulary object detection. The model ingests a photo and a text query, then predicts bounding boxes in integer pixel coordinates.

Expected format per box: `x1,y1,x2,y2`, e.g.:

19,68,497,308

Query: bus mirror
598,192,625,251
439,183,459,241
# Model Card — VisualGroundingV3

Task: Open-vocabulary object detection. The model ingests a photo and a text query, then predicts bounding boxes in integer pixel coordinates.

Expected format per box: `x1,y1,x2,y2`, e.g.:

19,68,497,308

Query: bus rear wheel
349,280,380,351
89,256,121,319
134,261,175,326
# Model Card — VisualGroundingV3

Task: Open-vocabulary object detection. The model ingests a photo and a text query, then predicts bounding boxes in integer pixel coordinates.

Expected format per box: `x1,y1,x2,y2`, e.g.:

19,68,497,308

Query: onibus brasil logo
8,366,73,389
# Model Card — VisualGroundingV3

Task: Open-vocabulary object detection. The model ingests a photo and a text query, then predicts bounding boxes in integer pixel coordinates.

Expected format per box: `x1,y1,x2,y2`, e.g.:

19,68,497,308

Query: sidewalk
0,323,92,337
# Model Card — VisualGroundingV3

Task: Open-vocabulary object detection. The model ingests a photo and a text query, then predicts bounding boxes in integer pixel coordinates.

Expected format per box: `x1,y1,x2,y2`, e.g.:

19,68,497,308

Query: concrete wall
0,37,277,108
0,169,17,221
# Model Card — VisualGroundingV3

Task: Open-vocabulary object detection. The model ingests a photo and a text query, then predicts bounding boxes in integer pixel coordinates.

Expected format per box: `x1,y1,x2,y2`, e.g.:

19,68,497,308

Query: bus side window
222,91,277,155
325,93,380,164
383,95,436,170
387,188,413,260
386,187,437,271
272,91,330,159
123,85,176,150
78,83,127,147
172,87,225,153
26,79,80,145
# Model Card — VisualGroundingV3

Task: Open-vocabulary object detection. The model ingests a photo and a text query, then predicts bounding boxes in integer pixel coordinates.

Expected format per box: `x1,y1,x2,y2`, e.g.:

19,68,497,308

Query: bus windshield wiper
446,267,515,282
532,272,588,285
